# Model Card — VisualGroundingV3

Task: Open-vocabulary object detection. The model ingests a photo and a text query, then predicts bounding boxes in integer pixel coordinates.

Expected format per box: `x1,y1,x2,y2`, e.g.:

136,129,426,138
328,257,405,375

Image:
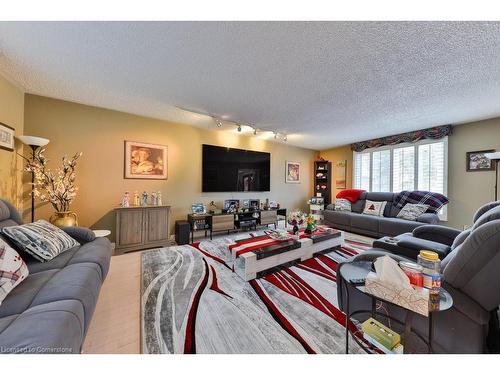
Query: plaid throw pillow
2,220,79,263
394,191,449,213
0,238,29,305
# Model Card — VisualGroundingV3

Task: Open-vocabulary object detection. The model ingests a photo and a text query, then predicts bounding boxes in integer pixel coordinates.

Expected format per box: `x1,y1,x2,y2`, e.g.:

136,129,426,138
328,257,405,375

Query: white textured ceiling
1,21,500,150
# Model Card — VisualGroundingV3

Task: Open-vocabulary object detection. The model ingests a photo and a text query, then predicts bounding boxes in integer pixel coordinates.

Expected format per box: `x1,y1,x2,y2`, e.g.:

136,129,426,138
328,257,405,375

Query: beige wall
24,95,316,240
0,74,24,210
447,118,500,229
319,145,353,202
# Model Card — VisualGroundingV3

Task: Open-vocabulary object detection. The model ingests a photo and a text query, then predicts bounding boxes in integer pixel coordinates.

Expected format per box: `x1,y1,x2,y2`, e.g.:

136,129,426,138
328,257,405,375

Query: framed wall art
124,141,168,179
335,160,347,189
285,161,301,183
466,150,495,172
0,122,15,152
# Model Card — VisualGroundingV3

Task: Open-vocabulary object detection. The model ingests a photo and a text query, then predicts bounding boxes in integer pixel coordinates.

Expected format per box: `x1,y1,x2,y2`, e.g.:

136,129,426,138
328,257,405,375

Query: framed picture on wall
285,161,301,183
335,160,347,189
466,150,495,172
0,122,15,152
124,141,168,179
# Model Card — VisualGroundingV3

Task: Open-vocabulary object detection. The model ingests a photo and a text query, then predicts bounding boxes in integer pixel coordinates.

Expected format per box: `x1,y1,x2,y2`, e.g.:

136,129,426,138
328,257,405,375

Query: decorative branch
24,148,82,212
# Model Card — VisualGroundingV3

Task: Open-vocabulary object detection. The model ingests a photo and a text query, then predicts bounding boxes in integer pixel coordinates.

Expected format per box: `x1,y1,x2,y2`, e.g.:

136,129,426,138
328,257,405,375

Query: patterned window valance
351,125,452,152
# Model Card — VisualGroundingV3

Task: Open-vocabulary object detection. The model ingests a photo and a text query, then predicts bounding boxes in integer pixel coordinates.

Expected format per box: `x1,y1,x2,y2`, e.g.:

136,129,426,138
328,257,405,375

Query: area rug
141,231,373,354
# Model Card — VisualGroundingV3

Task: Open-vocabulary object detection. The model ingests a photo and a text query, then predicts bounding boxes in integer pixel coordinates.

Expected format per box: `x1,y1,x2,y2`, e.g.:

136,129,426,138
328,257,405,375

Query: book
363,333,403,354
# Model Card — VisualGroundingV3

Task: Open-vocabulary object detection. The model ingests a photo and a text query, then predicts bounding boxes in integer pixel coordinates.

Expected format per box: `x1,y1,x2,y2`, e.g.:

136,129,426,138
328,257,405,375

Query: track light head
214,118,222,127
283,134,287,142
253,128,258,135
237,124,242,132
274,132,278,139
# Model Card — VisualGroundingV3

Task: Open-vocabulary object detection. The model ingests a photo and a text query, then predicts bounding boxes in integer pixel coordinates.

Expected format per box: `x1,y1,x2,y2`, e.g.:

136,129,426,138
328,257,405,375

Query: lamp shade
17,135,50,147
484,152,500,161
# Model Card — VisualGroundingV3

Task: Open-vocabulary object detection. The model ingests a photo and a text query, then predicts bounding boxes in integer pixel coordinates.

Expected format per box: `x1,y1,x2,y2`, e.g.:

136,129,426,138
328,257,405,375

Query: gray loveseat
323,192,440,238
0,199,112,354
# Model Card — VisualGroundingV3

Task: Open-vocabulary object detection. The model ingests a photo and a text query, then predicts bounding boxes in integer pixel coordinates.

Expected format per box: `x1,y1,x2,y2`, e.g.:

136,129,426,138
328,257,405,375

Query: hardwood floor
82,251,142,354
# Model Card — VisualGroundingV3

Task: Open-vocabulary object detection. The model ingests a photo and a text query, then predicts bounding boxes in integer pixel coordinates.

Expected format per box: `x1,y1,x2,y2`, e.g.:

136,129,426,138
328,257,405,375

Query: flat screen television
202,144,271,192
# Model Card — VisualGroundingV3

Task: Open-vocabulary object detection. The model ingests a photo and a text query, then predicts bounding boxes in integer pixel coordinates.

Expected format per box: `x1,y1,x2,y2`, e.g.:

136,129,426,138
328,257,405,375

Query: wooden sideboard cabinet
115,205,171,254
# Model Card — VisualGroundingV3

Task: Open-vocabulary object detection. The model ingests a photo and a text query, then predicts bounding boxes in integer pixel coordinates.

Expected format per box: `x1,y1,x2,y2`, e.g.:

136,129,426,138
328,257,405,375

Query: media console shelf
187,208,283,243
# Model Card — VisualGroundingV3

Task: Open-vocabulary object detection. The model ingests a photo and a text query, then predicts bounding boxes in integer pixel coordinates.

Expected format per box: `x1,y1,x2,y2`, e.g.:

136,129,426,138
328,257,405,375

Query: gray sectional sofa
323,192,440,238
0,199,112,353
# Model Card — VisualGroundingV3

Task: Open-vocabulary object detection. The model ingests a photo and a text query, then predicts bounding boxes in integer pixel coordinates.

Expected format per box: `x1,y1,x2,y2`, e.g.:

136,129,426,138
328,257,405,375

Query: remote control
349,278,366,285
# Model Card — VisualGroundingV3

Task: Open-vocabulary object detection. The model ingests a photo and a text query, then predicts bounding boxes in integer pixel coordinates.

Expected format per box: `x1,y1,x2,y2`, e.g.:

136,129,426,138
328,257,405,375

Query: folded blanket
394,190,449,213
336,189,366,203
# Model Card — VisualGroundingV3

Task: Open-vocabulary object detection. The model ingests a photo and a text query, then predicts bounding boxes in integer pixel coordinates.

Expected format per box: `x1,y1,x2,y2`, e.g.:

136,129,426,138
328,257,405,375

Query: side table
339,261,453,354
93,229,111,238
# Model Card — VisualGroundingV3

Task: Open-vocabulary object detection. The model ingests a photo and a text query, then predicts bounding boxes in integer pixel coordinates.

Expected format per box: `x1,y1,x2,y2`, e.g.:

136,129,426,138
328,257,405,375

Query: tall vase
49,211,78,228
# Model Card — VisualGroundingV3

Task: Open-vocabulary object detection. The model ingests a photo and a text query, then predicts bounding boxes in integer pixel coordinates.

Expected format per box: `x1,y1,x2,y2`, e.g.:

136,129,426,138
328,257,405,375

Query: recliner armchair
373,201,500,260
337,201,500,353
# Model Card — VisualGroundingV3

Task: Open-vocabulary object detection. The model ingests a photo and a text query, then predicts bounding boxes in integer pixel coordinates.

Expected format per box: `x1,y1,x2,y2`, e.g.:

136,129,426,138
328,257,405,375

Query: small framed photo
466,150,495,172
286,161,301,183
124,140,168,179
0,122,15,152
191,203,206,214
224,199,240,212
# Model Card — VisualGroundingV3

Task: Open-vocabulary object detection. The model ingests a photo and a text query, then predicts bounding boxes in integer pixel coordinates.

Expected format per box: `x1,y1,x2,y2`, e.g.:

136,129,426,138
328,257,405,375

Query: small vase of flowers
288,210,305,235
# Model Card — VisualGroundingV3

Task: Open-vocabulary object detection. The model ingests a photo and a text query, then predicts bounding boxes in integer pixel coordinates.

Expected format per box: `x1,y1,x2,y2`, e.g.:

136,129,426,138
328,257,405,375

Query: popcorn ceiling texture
1,21,500,150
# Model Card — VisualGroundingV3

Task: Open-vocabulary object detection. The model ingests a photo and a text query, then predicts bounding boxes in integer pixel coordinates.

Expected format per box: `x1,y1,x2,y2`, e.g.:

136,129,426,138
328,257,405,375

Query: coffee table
228,228,345,281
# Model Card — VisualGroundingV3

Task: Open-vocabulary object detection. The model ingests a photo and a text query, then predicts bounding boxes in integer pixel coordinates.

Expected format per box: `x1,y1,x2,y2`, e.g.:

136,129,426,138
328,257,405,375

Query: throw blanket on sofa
394,190,449,213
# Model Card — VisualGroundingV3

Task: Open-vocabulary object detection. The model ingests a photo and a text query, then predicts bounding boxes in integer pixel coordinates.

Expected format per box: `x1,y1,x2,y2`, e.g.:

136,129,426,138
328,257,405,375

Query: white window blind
393,146,415,192
354,153,370,191
372,149,391,192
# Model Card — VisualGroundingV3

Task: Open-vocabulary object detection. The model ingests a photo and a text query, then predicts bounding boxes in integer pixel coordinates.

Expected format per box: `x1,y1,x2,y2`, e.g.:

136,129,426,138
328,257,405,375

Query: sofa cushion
323,210,352,227
472,201,500,223
0,269,58,318
365,192,394,202
472,205,500,230
67,238,112,280
396,235,451,259
351,214,379,232
378,217,423,237
416,213,440,224
2,220,79,262
451,229,471,250
0,200,23,226
24,246,80,275
31,263,102,330
0,300,84,353
0,238,29,306
62,227,96,244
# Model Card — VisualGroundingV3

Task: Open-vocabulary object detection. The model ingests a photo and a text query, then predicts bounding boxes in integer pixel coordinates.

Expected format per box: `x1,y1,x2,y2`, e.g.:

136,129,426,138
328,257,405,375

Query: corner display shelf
314,160,332,206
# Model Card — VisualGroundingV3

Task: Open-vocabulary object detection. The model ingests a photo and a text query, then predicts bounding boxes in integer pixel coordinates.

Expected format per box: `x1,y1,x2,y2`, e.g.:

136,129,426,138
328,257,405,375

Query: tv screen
202,144,271,192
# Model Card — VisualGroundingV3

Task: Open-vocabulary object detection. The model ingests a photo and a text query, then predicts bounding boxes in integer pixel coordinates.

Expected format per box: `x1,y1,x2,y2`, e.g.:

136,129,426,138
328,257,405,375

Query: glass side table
339,260,453,354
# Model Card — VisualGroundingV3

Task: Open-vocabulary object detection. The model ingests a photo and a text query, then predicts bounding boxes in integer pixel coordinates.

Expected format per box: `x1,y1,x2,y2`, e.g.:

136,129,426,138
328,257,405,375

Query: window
353,137,448,219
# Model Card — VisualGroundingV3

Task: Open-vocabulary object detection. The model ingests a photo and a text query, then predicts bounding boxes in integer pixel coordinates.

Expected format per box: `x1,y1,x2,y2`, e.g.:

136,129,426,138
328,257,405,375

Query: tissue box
365,272,430,317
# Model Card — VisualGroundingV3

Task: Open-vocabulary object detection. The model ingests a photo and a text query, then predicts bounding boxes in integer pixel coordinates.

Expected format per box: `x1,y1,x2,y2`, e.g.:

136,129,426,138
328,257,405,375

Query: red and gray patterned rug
141,231,373,354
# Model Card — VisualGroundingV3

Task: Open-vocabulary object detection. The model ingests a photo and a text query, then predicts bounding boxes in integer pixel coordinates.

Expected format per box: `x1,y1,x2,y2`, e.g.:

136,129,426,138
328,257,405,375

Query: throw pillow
2,220,79,263
397,203,430,221
334,198,352,212
0,238,29,305
362,200,387,216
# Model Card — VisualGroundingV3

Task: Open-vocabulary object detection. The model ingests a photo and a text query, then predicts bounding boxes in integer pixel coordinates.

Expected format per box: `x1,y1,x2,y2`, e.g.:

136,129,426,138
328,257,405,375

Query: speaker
175,220,190,245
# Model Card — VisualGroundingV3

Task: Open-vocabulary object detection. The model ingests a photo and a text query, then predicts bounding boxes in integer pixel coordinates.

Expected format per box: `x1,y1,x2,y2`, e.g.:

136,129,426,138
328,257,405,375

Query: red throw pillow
336,189,366,203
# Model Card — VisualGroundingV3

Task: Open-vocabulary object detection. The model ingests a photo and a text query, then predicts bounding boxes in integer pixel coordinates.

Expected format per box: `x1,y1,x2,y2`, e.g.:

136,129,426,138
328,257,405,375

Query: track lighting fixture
237,124,242,132
214,118,223,127
283,134,287,142
253,128,258,135
274,132,278,139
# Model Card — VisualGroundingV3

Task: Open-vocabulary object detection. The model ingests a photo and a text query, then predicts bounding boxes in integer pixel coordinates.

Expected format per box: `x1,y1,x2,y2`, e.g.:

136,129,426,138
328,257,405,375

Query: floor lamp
18,135,50,222
485,152,500,201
